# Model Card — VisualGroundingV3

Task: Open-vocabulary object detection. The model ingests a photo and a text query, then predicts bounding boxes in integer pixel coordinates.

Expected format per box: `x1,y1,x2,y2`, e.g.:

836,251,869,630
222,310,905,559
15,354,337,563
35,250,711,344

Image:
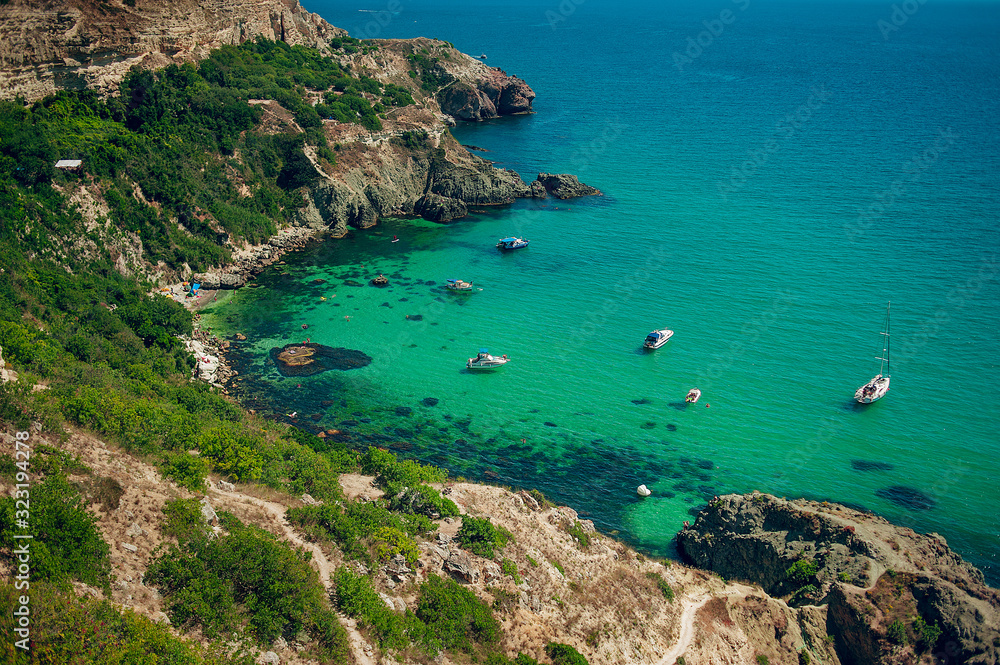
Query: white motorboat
497,236,529,250
855,302,891,403
685,388,701,403
643,329,674,349
446,278,474,291
467,349,509,370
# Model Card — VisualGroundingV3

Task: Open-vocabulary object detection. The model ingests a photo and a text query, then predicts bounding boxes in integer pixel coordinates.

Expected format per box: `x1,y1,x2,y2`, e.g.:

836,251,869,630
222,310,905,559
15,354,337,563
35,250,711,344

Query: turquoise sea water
207,0,1000,582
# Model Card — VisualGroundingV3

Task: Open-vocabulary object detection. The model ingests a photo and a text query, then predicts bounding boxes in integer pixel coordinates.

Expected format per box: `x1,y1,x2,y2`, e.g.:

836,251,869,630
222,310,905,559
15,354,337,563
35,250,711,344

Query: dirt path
654,593,712,665
209,488,377,665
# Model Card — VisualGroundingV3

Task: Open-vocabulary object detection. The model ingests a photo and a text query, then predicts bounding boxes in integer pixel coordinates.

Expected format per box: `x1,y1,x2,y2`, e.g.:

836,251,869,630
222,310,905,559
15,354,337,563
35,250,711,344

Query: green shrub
756,656,770,665
333,566,413,651
646,572,674,601
416,575,500,653
545,642,589,665
146,515,348,652
161,450,210,490
0,580,251,664
887,619,907,644
501,558,522,584
564,520,591,548
385,482,458,519
785,558,819,586
913,616,942,653
456,516,511,559
0,473,111,591
361,446,447,487
798,648,811,665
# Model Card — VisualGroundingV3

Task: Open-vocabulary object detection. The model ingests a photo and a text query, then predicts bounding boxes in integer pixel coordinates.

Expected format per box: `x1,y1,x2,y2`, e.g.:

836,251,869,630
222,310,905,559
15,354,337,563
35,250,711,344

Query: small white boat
855,302,891,404
467,349,509,370
643,329,674,349
685,388,701,403
446,279,474,291
497,236,529,250
636,484,651,497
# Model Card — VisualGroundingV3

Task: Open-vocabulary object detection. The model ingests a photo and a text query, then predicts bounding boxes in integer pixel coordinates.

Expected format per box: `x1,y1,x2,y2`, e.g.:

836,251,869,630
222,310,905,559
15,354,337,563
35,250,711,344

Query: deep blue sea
208,0,1000,583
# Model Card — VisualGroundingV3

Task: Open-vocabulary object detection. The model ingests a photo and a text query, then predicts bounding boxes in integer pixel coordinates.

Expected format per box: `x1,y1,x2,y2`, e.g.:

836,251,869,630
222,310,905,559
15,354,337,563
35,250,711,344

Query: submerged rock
270,343,372,377
850,459,895,472
875,485,935,510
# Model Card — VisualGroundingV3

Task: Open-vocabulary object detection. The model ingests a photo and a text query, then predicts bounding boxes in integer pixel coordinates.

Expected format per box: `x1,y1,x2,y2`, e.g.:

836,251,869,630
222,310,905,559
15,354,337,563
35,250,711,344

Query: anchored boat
854,302,891,403
467,349,509,370
643,329,674,349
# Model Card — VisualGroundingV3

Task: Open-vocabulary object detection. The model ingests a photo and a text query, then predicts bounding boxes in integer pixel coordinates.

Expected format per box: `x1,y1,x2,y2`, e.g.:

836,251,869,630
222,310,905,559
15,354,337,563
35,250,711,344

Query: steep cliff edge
0,0,344,101
678,493,1000,664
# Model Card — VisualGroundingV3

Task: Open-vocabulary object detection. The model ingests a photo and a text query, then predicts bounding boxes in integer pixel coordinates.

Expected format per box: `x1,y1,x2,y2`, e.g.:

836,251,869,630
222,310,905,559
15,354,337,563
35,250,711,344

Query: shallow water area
208,0,1000,582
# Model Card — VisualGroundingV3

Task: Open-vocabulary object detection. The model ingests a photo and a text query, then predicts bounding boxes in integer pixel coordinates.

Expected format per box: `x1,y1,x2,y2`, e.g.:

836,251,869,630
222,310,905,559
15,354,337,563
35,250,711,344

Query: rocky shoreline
678,492,1000,664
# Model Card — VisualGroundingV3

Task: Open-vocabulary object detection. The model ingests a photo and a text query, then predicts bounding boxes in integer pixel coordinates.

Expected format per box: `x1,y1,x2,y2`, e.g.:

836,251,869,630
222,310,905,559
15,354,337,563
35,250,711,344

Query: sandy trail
653,593,712,665
209,488,377,665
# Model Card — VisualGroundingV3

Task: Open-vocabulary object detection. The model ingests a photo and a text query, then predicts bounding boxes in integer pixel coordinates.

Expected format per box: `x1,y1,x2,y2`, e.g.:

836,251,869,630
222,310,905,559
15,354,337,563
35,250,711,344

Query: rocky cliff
0,0,344,101
678,493,1000,664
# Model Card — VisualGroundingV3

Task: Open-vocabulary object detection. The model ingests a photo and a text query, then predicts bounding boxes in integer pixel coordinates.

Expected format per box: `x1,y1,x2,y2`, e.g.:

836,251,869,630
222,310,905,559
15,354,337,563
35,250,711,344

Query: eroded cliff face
0,0,344,101
678,493,1000,665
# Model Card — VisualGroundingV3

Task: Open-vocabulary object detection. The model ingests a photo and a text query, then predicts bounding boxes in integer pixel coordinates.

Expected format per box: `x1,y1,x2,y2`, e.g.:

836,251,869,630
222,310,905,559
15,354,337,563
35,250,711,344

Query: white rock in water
636,484,652,497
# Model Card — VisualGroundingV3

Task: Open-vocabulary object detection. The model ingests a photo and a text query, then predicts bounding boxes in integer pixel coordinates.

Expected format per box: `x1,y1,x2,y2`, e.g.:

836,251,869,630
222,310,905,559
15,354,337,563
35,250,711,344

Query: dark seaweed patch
640,422,657,430
876,485,935,510
395,406,413,417
632,398,652,405
422,397,439,407
406,314,423,321
666,424,677,431
544,422,557,427
851,459,895,472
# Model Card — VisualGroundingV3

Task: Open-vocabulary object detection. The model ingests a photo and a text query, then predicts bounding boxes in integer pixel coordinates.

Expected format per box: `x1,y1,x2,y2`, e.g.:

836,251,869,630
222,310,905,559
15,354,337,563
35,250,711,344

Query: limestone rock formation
414,193,467,223
0,0,345,101
678,493,1000,665
535,173,603,199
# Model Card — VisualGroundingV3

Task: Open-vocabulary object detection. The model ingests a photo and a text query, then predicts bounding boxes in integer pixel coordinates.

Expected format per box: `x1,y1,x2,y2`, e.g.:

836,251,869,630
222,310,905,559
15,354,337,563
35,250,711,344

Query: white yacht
643,329,674,349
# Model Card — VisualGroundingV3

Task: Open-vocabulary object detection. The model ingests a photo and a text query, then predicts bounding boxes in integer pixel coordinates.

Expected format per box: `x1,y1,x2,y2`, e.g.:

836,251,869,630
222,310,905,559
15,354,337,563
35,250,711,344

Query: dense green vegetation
0,470,112,591
0,37,413,275
333,568,504,658
0,31,597,665
147,505,350,661
288,446,455,565
0,581,252,665
456,515,512,559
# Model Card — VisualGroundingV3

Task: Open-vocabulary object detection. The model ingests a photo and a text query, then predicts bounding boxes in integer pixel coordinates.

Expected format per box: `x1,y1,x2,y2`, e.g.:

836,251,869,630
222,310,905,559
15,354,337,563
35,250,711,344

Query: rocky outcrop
436,69,534,121
678,493,1000,665
192,272,245,290
535,173,602,199
0,0,345,101
414,193,467,223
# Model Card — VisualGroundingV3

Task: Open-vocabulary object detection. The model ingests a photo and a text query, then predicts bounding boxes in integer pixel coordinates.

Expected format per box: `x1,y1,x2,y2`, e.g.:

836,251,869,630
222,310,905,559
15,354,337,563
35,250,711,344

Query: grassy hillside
0,36,589,665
